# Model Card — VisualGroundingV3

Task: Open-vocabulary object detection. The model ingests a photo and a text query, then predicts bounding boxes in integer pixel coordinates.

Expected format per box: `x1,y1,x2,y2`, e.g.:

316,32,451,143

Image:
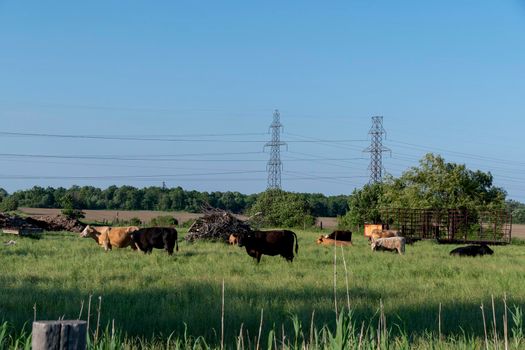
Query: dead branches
185,207,252,242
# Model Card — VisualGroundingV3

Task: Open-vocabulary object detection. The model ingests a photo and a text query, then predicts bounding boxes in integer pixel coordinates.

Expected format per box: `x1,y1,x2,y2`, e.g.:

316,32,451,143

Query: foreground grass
1,229,524,348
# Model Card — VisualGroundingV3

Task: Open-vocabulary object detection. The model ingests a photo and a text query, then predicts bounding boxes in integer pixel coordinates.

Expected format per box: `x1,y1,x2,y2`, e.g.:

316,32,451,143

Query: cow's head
316,235,325,244
235,231,254,247
480,244,494,255
80,225,99,239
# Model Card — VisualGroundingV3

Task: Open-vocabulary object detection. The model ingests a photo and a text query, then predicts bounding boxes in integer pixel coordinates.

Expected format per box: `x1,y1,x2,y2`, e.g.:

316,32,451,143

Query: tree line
0,184,349,218
1,153,524,227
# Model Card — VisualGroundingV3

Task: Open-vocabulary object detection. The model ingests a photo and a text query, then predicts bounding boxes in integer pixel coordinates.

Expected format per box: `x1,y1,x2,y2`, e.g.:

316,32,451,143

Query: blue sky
0,1,524,201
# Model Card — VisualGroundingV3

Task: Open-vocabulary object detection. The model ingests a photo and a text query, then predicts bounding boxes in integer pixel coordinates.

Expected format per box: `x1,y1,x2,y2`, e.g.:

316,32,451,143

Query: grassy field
1,228,524,348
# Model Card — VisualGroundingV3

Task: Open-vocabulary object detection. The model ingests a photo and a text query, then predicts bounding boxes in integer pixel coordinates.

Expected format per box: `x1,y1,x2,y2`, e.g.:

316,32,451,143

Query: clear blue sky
1,1,524,201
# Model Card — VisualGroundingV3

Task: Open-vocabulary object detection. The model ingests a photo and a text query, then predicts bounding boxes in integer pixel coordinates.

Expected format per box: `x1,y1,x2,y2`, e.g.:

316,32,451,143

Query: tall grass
1,305,524,349
1,229,525,348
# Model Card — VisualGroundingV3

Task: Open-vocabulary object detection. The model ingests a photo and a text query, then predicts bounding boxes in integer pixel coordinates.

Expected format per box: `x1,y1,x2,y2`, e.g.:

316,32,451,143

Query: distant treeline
0,185,349,217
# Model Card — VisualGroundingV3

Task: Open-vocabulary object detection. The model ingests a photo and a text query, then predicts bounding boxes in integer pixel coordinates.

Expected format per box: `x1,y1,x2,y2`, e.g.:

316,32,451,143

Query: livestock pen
379,208,512,244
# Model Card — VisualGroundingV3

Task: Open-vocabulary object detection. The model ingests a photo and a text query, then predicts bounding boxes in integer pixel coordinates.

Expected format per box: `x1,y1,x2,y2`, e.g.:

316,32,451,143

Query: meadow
1,228,524,349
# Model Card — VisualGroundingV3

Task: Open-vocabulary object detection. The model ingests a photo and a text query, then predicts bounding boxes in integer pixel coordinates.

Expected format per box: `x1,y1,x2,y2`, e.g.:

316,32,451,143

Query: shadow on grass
2,278,523,347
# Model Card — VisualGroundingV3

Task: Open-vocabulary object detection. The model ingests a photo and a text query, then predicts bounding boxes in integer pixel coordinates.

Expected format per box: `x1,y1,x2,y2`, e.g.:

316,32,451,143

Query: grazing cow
130,227,178,255
369,229,399,241
80,225,139,251
449,244,494,257
325,230,352,241
316,236,353,247
228,234,238,245
236,230,298,263
371,237,406,255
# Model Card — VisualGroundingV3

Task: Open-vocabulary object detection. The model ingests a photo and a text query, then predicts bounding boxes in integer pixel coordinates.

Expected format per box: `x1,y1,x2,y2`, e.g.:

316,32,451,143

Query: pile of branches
185,207,252,242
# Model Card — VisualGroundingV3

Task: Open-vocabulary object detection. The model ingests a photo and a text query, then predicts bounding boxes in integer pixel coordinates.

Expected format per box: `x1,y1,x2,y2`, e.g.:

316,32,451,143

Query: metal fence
378,208,512,244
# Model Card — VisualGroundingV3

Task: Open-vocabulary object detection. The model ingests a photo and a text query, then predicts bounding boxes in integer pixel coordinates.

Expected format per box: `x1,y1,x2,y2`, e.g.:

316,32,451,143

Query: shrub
61,208,85,220
149,215,178,227
129,217,142,226
249,189,314,228
0,197,19,212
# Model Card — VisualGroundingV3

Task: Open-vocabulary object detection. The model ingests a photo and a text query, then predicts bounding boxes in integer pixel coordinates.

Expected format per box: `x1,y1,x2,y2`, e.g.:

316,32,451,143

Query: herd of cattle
80,224,495,262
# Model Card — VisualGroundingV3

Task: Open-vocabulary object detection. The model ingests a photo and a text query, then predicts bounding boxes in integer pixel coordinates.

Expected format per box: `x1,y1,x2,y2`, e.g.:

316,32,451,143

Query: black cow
236,230,298,263
325,230,352,241
130,227,179,255
449,244,494,257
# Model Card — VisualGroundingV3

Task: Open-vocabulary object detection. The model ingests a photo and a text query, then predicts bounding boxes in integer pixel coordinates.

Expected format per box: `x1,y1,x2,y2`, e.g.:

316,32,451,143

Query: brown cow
325,230,352,241
130,227,178,255
369,229,399,241
236,230,298,263
80,225,140,251
316,236,353,247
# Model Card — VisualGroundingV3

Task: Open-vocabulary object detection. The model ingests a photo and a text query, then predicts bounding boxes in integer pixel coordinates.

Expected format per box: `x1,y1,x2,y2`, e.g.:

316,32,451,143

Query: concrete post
32,320,87,350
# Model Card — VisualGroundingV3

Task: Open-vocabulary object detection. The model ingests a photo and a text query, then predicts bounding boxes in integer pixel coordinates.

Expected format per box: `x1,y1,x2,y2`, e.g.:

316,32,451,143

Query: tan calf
316,235,353,247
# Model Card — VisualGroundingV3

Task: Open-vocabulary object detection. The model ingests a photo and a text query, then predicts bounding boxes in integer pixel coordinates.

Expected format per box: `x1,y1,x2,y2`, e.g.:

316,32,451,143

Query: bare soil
513,224,525,239
316,217,338,229
19,207,204,225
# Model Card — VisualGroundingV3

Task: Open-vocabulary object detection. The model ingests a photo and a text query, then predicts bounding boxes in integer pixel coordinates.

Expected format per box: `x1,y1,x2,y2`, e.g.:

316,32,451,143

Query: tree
249,189,314,228
507,200,525,224
339,154,507,228
381,153,506,211
0,196,19,212
60,193,85,219
338,183,383,228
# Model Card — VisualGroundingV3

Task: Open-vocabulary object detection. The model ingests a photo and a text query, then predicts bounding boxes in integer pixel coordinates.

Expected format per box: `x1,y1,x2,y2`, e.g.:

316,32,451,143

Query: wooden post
32,320,87,350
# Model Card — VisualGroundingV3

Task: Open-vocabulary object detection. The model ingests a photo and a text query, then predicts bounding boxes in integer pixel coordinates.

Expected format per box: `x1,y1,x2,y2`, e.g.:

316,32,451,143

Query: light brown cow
80,225,140,251
369,229,399,241
371,237,406,255
316,235,353,247
228,234,238,245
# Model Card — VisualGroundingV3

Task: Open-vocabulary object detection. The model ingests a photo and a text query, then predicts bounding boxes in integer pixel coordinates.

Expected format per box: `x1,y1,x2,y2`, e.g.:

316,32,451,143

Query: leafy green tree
250,189,314,228
59,192,85,219
0,196,19,212
338,183,383,228
381,153,506,210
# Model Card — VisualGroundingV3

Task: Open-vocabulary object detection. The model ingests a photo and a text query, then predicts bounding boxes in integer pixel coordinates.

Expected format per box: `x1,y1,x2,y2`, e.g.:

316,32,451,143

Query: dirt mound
0,212,85,233
26,215,86,233
0,212,40,230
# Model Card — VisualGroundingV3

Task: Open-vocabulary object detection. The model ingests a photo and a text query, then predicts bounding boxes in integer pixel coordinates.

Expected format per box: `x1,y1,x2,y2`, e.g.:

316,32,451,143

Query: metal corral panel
378,208,512,244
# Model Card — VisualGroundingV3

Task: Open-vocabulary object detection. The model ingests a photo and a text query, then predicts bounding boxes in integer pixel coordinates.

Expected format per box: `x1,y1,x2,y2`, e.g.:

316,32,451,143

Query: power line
0,131,372,143
0,170,266,180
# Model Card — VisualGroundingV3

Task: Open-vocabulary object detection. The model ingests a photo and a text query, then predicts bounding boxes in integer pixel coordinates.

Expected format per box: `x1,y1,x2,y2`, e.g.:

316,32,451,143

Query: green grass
1,229,524,348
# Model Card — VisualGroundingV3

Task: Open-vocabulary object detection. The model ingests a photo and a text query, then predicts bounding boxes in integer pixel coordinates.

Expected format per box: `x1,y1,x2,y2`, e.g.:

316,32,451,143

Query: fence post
32,320,87,350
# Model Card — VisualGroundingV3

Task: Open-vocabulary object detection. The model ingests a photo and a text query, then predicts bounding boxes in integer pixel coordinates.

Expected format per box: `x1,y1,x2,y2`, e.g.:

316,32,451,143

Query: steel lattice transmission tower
364,116,391,183
265,109,287,189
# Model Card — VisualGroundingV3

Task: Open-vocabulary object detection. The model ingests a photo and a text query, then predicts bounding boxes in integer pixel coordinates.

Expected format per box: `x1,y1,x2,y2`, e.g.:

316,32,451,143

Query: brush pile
185,207,252,242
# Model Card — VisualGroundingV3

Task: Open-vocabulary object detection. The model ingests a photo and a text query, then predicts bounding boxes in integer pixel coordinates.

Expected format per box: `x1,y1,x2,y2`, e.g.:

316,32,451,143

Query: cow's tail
176,238,179,252
292,231,299,255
